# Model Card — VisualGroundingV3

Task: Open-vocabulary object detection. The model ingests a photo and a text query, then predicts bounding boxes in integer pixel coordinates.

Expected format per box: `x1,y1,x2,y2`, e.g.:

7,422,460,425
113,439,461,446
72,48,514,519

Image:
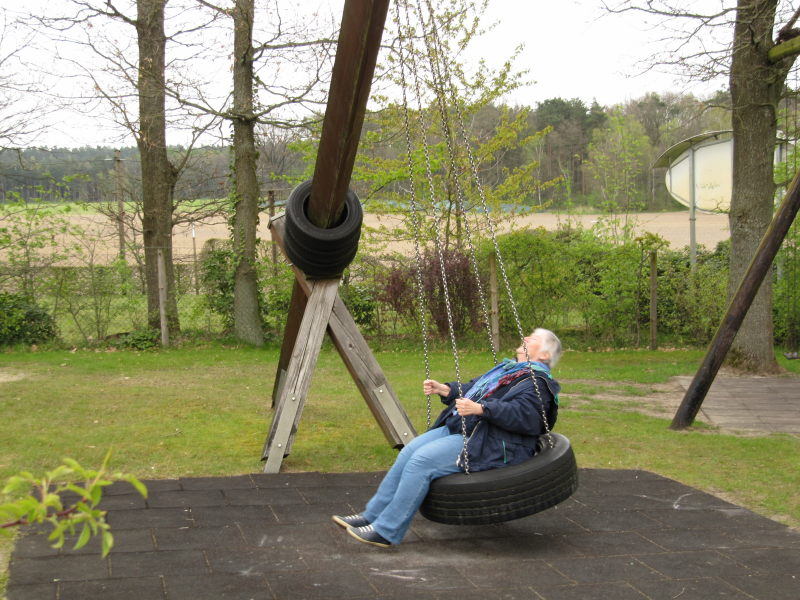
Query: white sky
19,0,728,148
471,1,726,107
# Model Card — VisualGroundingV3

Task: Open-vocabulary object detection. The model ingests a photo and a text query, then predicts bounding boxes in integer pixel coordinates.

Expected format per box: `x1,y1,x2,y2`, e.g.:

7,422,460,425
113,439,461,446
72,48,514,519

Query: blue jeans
362,426,463,544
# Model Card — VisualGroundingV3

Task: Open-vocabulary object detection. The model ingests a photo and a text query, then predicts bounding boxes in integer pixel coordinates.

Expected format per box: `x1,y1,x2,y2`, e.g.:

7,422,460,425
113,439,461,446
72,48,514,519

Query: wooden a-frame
261,214,417,473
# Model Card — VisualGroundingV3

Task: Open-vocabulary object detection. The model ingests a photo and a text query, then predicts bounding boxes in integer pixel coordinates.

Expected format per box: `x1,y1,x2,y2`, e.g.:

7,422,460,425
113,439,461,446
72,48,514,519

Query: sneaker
347,524,392,548
331,513,370,529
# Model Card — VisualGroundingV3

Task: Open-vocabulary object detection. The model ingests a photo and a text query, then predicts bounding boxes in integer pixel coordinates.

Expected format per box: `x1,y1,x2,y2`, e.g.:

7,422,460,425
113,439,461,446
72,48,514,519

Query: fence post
157,248,169,347
649,250,658,350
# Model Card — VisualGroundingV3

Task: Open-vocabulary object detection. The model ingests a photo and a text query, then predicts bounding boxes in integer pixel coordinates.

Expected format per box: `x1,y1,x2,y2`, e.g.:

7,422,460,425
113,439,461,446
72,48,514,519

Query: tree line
2,0,800,373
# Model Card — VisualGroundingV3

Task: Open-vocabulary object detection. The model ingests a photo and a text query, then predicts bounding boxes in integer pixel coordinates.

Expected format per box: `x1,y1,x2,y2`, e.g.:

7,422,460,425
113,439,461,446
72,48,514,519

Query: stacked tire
283,180,363,279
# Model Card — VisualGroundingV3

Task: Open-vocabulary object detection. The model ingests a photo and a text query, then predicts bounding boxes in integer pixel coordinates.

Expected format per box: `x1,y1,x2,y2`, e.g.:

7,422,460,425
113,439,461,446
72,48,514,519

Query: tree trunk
137,0,179,333
728,0,790,372
231,0,265,346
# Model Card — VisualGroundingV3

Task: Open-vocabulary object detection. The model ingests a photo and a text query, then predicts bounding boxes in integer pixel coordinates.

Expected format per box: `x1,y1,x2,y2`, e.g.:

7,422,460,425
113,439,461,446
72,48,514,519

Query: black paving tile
536,581,650,600
635,549,755,580
725,573,800,600
205,546,303,576
59,576,165,600
190,504,276,527
163,574,270,600
544,555,664,585
153,525,246,550
632,577,754,599
107,507,193,529
267,567,375,599
5,583,57,600
64,527,155,555
223,487,305,506
147,489,225,508
178,475,255,490
8,469,800,600
108,549,209,578
8,554,109,585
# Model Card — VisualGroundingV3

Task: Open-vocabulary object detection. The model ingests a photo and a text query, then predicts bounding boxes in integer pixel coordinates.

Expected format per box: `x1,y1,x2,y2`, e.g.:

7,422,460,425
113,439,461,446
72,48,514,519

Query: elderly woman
332,328,562,547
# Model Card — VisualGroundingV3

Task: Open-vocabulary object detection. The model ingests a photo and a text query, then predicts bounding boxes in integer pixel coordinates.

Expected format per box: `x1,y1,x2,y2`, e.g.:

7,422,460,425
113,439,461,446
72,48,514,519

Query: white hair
534,328,562,367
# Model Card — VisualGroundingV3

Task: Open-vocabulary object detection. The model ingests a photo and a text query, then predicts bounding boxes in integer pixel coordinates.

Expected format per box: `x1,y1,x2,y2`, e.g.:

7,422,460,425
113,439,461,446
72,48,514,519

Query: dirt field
35,210,729,264
169,210,729,257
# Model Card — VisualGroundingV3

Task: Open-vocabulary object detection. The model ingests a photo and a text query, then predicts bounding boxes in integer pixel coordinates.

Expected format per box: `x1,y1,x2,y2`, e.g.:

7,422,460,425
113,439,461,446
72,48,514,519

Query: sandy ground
168,210,729,257
11,210,728,264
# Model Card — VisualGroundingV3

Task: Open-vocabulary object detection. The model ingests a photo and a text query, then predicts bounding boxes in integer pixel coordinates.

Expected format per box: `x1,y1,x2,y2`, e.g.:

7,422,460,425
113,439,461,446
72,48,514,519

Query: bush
0,293,58,346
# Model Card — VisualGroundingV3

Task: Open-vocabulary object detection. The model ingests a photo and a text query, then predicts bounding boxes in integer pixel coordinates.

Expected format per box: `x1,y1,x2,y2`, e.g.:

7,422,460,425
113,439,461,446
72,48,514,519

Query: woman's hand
423,379,450,396
454,397,484,416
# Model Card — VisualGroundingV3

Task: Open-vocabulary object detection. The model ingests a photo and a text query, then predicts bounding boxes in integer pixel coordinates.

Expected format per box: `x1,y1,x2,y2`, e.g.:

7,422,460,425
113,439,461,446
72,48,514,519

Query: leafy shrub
114,328,161,351
340,281,377,330
0,293,57,346
200,243,237,332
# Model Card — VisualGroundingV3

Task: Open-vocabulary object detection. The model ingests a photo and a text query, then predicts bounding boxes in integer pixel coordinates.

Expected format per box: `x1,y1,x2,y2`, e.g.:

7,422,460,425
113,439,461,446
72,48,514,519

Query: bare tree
180,0,336,345
25,0,225,334
604,0,800,372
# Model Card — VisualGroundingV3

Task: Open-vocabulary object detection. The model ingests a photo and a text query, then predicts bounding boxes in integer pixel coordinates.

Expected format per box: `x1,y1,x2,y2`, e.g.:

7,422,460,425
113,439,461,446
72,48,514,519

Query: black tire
283,180,363,279
419,433,579,525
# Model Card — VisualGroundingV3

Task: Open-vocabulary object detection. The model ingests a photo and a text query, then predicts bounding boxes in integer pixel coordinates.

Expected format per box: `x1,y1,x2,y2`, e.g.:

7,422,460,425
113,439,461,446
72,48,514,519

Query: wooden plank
262,278,339,473
270,214,416,447
270,280,307,408
306,0,390,228
329,295,416,447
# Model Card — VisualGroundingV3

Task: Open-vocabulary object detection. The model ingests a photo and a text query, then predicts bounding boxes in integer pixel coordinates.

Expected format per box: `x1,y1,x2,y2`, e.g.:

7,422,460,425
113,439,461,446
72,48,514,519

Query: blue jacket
430,369,560,472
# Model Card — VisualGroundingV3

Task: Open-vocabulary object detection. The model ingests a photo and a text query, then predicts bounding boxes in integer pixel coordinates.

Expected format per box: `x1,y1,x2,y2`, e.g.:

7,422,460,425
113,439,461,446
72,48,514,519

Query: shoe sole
346,527,391,548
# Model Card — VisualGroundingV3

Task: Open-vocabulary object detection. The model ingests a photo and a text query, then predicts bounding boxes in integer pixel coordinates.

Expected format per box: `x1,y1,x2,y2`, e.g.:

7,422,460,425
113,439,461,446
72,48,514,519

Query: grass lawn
1,343,799,596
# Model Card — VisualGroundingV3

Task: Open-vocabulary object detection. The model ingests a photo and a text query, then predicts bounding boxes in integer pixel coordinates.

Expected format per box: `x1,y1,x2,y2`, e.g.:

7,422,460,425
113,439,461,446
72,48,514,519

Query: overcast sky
21,0,729,148
471,1,726,107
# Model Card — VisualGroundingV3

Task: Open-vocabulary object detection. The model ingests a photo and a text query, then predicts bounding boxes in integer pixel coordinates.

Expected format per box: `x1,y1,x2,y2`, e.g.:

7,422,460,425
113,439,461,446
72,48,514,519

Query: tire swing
283,179,363,279
392,0,578,526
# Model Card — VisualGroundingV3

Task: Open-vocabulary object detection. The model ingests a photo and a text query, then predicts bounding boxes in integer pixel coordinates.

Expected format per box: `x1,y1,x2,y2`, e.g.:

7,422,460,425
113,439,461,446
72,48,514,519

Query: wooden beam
671,166,800,429
269,214,416,448
262,278,339,472
270,280,307,408
306,0,390,229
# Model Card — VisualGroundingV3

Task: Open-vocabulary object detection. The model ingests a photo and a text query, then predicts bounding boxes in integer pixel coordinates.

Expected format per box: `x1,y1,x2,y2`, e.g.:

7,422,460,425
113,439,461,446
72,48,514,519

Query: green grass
1,344,799,597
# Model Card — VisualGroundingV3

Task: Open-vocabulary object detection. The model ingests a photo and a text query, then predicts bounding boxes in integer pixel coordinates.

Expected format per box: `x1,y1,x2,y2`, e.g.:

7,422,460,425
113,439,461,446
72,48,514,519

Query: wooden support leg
262,278,340,473
328,296,416,447
271,280,307,409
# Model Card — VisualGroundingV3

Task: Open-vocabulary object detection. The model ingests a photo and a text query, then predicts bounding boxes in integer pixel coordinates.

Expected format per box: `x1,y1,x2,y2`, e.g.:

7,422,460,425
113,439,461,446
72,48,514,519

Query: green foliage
112,328,161,351
0,452,147,558
339,280,377,330
585,109,653,217
199,243,237,331
0,293,57,346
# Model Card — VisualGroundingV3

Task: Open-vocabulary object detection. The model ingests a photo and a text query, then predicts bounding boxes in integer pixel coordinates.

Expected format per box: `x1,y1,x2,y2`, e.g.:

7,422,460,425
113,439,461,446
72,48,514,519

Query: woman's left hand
455,397,484,416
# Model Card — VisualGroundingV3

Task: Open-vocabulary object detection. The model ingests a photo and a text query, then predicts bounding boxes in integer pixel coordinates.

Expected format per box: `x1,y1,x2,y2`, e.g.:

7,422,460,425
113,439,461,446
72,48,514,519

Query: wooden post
488,252,500,355
271,280,307,408
263,214,416,472
268,190,277,275
649,250,657,351
262,279,340,473
115,150,125,260
157,248,169,347
671,165,800,429
191,222,199,295
306,0,390,228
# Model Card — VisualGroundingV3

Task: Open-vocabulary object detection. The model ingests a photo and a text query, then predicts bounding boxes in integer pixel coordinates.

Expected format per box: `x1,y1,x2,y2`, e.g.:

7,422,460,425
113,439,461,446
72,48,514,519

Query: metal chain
397,0,465,414
392,0,433,428
416,7,497,367
412,0,480,470
421,0,554,445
